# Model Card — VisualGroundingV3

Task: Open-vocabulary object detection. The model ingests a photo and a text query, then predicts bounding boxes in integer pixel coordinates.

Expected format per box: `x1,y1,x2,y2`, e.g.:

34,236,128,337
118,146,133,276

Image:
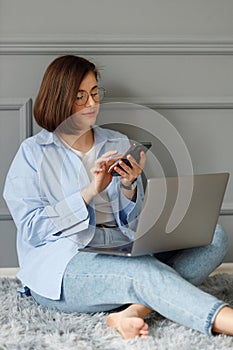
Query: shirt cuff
46,191,89,235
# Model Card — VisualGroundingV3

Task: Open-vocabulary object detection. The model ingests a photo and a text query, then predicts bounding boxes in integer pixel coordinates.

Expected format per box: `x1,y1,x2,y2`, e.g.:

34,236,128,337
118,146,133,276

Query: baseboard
210,263,233,276
0,268,19,278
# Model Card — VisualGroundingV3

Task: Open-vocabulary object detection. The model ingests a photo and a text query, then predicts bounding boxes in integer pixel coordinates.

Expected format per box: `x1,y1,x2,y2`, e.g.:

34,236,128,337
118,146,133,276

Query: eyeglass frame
75,86,106,106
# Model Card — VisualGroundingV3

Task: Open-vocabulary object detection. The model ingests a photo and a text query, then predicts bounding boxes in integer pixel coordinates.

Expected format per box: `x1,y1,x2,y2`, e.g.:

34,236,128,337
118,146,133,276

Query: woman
3,55,233,339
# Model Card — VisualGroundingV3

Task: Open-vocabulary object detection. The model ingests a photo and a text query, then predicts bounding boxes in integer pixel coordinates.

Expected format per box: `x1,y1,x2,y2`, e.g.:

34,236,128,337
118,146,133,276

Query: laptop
79,173,229,257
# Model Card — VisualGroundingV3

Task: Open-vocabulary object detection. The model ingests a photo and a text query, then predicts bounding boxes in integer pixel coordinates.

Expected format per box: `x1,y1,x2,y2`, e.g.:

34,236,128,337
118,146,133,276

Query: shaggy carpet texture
1,274,233,350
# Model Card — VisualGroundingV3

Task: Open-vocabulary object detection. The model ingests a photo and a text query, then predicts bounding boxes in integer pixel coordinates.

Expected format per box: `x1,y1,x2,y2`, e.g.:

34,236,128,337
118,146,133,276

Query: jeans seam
65,272,135,280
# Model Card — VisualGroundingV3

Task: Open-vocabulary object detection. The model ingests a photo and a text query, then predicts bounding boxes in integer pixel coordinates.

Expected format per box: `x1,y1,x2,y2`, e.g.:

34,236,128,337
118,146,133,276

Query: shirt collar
92,125,122,156
35,129,62,146
35,125,120,149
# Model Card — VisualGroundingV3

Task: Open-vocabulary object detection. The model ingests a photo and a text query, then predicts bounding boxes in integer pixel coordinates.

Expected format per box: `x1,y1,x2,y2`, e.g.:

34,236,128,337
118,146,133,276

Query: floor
0,263,233,278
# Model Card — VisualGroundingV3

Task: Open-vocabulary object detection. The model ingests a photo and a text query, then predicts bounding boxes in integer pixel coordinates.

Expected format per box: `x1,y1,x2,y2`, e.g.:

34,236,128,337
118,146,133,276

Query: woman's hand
112,151,146,201
91,150,121,194
81,150,146,205
81,150,121,205
113,151,147,187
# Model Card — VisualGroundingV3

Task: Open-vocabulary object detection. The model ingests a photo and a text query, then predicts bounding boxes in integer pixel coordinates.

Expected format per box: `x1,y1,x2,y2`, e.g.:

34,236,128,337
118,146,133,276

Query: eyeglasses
76,87,106,106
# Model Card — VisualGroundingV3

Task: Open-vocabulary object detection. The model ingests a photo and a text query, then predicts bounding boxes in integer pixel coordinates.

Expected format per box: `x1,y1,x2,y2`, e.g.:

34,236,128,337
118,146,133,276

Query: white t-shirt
59,137,115,224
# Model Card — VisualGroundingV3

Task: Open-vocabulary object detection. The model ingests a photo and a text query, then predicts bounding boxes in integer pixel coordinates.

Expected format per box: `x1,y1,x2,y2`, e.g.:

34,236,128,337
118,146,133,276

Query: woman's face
71,71,100,130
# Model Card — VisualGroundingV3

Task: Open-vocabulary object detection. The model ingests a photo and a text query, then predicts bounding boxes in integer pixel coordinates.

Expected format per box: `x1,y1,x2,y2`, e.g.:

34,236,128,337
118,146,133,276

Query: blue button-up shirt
3,126,144,299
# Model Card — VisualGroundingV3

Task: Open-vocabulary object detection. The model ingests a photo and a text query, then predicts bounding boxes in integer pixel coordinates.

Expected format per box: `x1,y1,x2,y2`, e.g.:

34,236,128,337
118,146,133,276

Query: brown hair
33,55,98,131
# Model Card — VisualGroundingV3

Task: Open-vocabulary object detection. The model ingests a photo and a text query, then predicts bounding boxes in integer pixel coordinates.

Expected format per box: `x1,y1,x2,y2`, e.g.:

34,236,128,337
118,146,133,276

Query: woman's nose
85,94,96,107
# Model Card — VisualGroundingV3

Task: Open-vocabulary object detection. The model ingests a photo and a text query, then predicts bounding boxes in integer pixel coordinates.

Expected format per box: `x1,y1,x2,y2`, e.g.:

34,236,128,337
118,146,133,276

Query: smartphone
109,141,152,176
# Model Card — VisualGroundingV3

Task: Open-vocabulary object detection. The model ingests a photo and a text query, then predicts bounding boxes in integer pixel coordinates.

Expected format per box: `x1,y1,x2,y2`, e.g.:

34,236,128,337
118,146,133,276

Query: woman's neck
58,128,94,153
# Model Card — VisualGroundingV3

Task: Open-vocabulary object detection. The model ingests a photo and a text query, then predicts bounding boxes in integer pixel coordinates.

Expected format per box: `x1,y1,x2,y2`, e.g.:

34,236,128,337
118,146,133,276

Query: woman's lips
81,110,97,117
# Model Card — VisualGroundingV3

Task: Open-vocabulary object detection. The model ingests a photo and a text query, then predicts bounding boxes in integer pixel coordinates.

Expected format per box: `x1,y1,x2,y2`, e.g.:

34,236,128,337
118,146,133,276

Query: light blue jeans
31,224,229,335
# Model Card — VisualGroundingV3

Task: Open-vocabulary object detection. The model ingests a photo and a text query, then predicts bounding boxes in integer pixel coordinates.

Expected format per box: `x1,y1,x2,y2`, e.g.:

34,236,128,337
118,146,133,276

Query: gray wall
0,0,233,266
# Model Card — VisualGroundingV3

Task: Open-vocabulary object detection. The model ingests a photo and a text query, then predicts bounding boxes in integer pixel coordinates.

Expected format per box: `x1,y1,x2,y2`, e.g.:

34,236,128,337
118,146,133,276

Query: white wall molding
0,99,32,137
0,209,11,221
221,204,233,216
221,209,233,216
0,98,32,220
1,37,233,55
105,97,233,110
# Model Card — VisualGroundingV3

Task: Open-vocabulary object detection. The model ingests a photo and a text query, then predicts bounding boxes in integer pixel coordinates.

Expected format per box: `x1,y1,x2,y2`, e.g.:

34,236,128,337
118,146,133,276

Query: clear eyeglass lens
76,87,105,106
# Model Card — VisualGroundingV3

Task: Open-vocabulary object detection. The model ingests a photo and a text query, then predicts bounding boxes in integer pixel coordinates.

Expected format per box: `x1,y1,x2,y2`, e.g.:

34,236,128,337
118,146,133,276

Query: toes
107,314,149,339
139,329,149,336
139,323,149,338
140,330,149,335
141,323,149,331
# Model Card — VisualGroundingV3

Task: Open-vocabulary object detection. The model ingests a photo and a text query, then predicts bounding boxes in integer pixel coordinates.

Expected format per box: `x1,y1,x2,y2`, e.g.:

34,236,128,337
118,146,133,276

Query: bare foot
107,312,149,339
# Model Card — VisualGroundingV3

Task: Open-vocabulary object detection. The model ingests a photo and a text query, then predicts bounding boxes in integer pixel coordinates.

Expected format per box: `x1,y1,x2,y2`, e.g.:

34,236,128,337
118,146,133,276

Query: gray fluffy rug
1,275,233,350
